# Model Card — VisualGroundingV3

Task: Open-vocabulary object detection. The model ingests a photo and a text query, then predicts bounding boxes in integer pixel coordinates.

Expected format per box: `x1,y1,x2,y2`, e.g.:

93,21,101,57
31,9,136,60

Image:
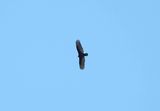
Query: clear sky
0,0,160,111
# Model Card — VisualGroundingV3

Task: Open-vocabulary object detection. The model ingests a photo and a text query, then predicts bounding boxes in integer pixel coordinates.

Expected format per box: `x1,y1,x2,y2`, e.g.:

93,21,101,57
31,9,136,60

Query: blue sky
0,0,160,111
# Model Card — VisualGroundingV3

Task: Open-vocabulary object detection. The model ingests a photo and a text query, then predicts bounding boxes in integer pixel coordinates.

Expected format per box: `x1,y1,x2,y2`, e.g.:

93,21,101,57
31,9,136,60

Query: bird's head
84,53,88,56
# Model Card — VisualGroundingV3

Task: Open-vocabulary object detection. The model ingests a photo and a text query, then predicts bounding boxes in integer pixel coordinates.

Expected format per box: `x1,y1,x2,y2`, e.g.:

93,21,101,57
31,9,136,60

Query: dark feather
76,40,87,70
76,40,84,54
79,56,85,69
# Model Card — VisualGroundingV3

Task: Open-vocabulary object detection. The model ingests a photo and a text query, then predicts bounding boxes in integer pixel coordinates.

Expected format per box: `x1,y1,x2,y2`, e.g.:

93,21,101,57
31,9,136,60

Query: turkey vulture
76,40,88,69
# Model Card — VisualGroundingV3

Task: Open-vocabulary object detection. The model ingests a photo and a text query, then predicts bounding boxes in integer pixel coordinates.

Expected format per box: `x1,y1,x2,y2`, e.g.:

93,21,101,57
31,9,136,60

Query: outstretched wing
79,56,85,69
76,40,84,54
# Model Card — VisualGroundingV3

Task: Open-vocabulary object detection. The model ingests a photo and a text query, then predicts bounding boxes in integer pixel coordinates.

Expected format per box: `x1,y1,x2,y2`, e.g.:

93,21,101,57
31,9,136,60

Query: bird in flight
76,40,88,69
